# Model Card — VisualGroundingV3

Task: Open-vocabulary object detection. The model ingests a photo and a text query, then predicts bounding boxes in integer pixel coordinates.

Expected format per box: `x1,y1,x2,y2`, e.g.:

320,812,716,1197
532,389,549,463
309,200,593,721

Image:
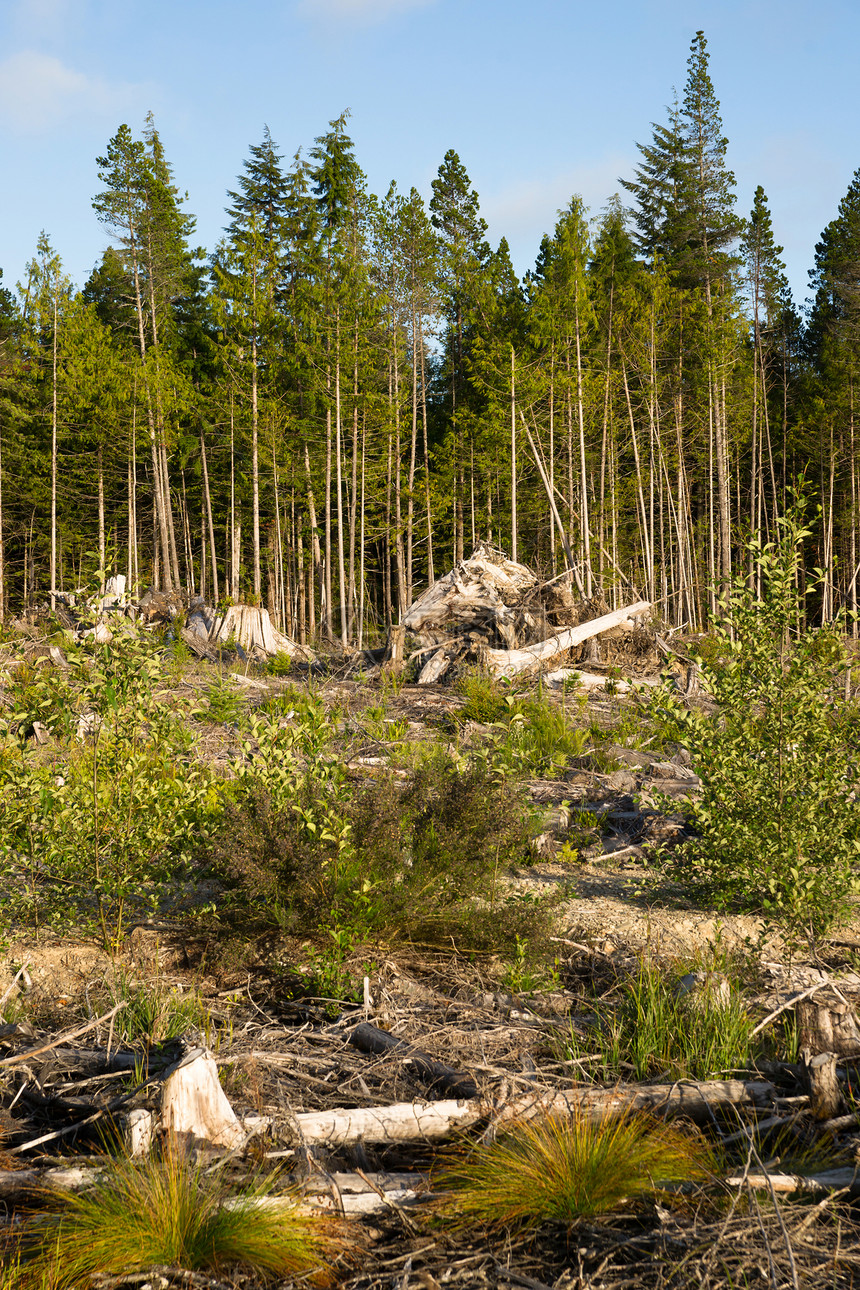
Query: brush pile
395,545,652,683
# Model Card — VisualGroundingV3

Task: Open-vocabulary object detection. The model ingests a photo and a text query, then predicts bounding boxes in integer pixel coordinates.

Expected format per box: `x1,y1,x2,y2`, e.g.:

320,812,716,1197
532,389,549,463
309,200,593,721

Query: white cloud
295,0,435,26
0,50,151,133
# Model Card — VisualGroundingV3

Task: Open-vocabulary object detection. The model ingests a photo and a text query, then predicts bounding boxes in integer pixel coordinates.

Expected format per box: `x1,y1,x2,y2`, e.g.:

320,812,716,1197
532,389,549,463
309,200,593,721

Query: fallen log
348,1022,479,1100
484,602,651,679
725,1166,860,1197
544,668,635,693
0,1164,429,1217
287,1079,772,1147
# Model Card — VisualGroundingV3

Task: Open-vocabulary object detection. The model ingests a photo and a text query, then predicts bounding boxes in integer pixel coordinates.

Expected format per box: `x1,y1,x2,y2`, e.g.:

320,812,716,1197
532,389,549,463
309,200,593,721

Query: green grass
104,971,217,1048
559,958,754,1081
436,1109,711,1227
15,1148,341,1287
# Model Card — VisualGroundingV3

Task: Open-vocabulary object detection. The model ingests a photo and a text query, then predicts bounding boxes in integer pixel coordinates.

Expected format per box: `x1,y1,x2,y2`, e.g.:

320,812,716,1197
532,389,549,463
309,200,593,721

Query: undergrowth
558,957,754,1081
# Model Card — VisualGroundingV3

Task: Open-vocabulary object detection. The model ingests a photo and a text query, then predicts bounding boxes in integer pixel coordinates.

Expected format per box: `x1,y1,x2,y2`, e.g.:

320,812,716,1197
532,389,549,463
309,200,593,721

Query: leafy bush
436,1109,711,1227
211,749,551,953
660,500,860,940
0,638,215,949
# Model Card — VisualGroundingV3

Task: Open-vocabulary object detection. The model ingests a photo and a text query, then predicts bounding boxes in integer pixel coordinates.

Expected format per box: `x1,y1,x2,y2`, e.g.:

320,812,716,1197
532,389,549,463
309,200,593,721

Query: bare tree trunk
98,447,106,592
575,308,592,596
510,344,517,563
200,428,218,604
50,286,58,608
251,323,261,601
303,443,324,635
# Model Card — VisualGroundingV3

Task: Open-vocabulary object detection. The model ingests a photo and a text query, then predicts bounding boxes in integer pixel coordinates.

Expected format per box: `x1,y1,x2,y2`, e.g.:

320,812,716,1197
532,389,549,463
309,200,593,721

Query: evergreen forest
2,30,859,638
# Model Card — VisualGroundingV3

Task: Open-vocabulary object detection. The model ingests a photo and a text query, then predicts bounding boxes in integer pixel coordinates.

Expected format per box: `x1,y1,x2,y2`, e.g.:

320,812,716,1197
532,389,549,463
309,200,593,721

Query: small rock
607,768,637,794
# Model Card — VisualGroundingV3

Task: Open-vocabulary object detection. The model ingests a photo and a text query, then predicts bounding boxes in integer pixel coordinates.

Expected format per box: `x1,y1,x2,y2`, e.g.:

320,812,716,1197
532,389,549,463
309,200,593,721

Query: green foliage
193,675,244,724
104,971,215,1048
0,638,215,949
456,668,511,724
436,1109,711,1227
266,650,293,677
456,671,589,777
559,957,753,1082
14,1148,340,1285
211,747,550,954
661,500,860,939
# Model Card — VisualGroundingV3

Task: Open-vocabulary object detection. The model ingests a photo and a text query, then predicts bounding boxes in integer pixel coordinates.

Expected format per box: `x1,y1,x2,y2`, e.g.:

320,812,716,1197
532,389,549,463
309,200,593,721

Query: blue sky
1,0,858,307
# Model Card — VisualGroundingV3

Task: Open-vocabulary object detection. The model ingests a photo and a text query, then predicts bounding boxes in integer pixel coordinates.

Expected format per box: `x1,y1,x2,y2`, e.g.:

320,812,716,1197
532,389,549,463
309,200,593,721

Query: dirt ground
4,651,860,1289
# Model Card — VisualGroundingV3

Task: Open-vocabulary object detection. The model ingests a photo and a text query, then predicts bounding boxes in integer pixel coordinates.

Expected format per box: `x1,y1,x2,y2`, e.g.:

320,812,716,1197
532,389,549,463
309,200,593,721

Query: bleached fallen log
417,647,451,685
484,602,651,679
544,668,634,693
160,1048,245,1149
725,1166,860,1197
0,1165,429,1216
287,1079,771,1147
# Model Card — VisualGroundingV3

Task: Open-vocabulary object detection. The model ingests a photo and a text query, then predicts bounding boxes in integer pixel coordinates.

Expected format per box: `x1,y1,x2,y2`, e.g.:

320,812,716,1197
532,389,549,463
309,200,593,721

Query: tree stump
381,624,406,677
160,1050,245,1150
802,1049,843,1120
797,998,860,1057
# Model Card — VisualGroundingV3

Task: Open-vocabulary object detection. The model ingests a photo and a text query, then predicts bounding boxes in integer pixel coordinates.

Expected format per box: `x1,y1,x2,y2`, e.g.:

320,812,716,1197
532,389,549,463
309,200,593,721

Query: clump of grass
559,957,753,1081
456,668,511,724
105,971,215,1048
16,1148,342,1287
436,1110,711,1227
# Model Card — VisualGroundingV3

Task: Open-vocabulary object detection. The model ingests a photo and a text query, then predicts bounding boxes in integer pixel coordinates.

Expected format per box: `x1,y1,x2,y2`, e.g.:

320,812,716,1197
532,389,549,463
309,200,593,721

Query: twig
750,982,825,1037
355,1166,420,1235
494,1264,555,1290
8,1108,105,1155
747,1135,801,1290
0,961,30,1010
0,1002,127,1069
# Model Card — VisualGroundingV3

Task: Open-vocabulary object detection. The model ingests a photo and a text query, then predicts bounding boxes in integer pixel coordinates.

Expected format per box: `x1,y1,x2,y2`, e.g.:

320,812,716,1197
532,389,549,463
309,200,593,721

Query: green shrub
211,750,552,954
456,668,511,724
0,638,214,949
659,499,860,940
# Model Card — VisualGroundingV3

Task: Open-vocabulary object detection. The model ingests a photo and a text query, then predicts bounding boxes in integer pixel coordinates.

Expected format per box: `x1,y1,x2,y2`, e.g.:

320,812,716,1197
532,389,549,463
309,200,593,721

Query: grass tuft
436,1109,711,1228
559,957,754,1082
15,1148,341,1287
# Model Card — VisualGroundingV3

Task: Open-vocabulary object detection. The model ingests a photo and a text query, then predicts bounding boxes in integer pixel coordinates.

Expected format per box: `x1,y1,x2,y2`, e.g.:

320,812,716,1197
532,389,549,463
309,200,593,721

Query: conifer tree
430,149,490,561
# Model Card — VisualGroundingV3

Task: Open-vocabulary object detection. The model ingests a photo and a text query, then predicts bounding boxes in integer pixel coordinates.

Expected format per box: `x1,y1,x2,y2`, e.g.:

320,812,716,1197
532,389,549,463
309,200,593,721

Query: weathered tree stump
381,624,406,677
797,998,860,1057
801,1049,843,1120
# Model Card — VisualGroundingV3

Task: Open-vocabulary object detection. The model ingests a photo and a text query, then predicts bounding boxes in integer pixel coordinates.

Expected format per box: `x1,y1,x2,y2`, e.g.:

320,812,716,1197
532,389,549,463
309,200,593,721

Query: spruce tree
429,149,489,561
